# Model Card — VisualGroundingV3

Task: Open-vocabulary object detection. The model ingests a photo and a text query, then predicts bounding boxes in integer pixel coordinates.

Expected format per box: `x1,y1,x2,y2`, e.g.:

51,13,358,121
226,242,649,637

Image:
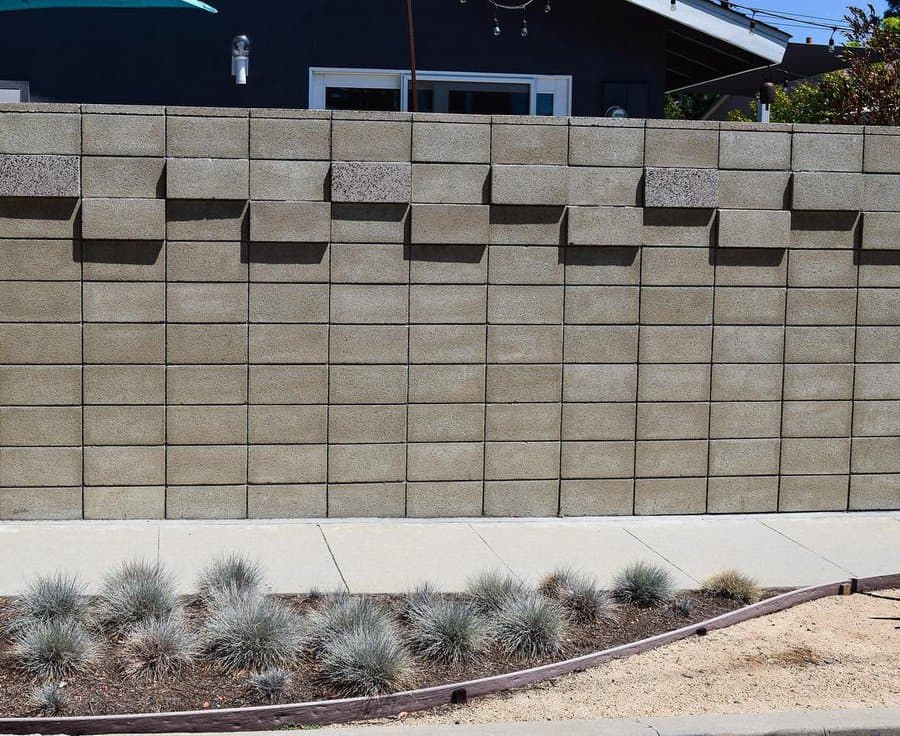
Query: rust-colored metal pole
406,0,418,111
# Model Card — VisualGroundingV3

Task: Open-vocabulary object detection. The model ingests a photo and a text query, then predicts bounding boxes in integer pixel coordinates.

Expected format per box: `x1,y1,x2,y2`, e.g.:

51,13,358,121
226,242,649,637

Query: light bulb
521,18,528,36
493,17,501,35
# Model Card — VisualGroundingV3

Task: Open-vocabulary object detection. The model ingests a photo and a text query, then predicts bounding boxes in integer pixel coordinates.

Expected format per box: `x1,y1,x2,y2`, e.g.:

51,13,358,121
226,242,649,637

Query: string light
462,0,550,38
828,27,837,53
493,15,501,35
521,16,529,36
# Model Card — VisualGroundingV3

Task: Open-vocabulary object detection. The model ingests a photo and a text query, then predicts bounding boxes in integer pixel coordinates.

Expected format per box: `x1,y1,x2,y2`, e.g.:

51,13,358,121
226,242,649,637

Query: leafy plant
466,571,526,615
670,597,695,617
702,570,761,604
303,593,394,650
14,619,96,681
197,554,264,606
29,682,68,716
11,573,88,631
318,625,412,697
612,562,675,608
538,568,617,625
249,668,292,703
492,594,566,660
94,560,178,634
406,598,488,666
121,616,198,681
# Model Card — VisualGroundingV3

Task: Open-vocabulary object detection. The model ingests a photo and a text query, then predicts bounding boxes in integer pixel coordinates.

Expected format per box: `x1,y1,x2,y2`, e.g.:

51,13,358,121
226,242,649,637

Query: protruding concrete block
249,201,330,242
492,123,568,165
82,156,164,198
862,212,900,249
863,173,900,211
645,126,719,168
719,129,791,170
644,168,718,208
167,158,248,200
864,132,900,173
166,114,249,158
569,122,644,167
83,113,165,157
718,209,791,249
793,131,864,172
567,206,643,246
249,160,329,201
719,171,791,210
792,172,862,210
410,204,490,244
568,167,643,206
0,112,80,154
411,163,489,204
491,165,568,205
331,162,411,203
413,121,490,163
81,197,165,240
0,155,80,197
332,117,411,162
249,117,330,160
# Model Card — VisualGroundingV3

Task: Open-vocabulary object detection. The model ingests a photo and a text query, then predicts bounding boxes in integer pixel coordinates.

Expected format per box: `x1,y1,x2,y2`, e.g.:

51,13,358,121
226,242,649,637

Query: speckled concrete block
0,155,80,197
644,167,718,208
718,209,791,249
331,161,411,203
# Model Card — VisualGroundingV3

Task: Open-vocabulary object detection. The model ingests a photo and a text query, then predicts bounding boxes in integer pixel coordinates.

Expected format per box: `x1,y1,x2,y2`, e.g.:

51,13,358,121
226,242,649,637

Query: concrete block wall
0,105,898,519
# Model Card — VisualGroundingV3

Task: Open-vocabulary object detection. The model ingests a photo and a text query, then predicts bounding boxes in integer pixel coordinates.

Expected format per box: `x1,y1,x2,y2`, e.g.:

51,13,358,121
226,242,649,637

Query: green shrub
612,562,675,608
94,560,178,634
203,594,301,672
29,682,68,715
14,619,96,681
466,571,526,615
303,594,393,650
121,616,197,681
249,667,291,703
406,598,488,666
12,574,88,631
538,568,617,625
702,569,761,604
493,594,565,659
318,625,412,697
197,554,264,606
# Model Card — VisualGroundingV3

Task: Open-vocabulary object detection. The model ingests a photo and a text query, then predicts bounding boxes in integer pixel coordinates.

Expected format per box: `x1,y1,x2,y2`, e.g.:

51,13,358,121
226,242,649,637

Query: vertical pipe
406,0,418,112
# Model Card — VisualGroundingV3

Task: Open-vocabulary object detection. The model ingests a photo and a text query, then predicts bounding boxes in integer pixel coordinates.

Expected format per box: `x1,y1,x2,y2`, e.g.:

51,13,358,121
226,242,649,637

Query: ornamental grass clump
121,616,198,681
94,560,178,635
11,574,88,632
492,593,566,660
466,571,527,615
14,619,97,681
406,597,488,666
203,594,301,672
702,569,761,604
401,581,439,620
29,682,68,716
249,667,292,703
612,561,675,608
303,593,394,650
196,554,264,606
538,568,617,625
318,624,413,697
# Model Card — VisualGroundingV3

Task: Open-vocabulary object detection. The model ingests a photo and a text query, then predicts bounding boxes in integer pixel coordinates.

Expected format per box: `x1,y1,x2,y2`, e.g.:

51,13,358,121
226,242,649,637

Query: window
0,81,30,103
310,69,571,116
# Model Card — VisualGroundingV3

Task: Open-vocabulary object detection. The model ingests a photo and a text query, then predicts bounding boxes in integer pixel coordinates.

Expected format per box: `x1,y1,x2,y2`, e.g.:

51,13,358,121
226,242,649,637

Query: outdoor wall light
231,35,250,85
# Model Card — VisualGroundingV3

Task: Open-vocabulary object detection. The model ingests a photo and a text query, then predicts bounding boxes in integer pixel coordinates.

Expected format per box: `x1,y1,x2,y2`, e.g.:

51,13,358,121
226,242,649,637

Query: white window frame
309,67,571,116
0,81,30,103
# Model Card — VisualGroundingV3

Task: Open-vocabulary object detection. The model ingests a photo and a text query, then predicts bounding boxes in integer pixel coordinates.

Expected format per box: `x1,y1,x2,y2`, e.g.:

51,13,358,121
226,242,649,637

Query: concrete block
785,326,855,363
562,403,635,441
852,436,900,473
329,405,407,443
329,325,407,363
410,324,486,364
408,442,484,482
784,363,853,400
864,132,900,173
636,402,709,440
413,121,490,163
564,325,638,363
792,172,862,210
247,484,327,519
568,167,643,206
492,123,567,165
489,205,565,245
165,485,247,520
788,249,857,287
83,113,165,156
1,447,81,487
645,127,718,168
83,405,164,445
84,445,165,486
781,437,850,475
484,441,559,480
166,283,247,324
329,365,408,404
857,326,900,362
248,444,326,484
83,365,164,405
81,198,165,240
634,477,707,514
330,285,408,324
410,364,483,403
249,324,327,364
166,115,248,158
249,201,330,242
332,243,407,284
0,154,80,197
167,158,249,200
250,283,329,323
411,163,489,204
709,438,780,476
710,363,782,401
487,364,561,403
490,244,563,285
84,487,165,520
409,244,487,284
0,407,81,446
332,119,411,161
491,165,568,206
407,481,483,518
786,288,856,326
331,161,411,203
166,445,247,485
560,479,634,516
793,132,864,172
0,487,82,520
82,156,163,198
249,117,330,160
710,401,781,439
168,405,248,445
779,475,848,512
408,404,484,443
863,174,900,211
718,209,790,249
483,480,559,517
0,281,80,322
487,325,563,363
486,403,560,442
169,365,249,405
790,210,861,249
782,400,851,438
715,249,787,288
712,325,783,363
248,242,330,283
850,474,900,510
567,206,643,246
327,483,406,518
640,287,712,325
569,124,644,167
714,287,785,325
488,285,563,324
564,364,635,402
167,324,249,364
565,285,639,324
640,326,712,364
719,130,791,170
862,212,900,249
0,239,80,281
0,198,78,239
82,281,165,323
0,324,81,364
707,476,778,513
0,366,81,406
82,240,164,282
718,171,791,210
0,112,80,154
331,203,409,244
561,441,634,479
328,444,405,483
410,285,485,324
635,440,707,478
166,200,248,242
248,160,329,201
410,204,490,244
637,364,709,403
644,168,718,208
641,248,712,288
854,400,900,436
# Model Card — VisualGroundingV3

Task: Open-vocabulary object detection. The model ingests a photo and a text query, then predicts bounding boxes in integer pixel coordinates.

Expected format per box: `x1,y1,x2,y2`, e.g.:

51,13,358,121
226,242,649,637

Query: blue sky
762,0,889,42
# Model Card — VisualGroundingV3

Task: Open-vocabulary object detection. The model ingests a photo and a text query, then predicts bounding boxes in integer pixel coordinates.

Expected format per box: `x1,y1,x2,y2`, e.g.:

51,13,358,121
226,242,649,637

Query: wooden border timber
0,574,895,735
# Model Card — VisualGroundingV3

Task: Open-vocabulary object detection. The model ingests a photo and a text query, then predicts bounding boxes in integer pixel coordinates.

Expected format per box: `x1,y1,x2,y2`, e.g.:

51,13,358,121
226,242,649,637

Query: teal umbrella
0,0,216,11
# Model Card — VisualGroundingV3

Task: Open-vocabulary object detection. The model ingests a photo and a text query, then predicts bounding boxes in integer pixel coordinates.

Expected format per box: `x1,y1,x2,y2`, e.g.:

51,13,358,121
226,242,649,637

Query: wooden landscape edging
0,574,895,735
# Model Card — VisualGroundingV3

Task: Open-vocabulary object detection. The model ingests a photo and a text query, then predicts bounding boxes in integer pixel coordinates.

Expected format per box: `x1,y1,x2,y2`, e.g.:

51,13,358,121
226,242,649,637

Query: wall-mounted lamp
232,35,250,85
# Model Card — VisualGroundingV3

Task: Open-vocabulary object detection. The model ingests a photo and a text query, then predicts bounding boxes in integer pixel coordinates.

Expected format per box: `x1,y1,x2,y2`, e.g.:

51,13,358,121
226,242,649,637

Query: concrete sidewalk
0,512,896,595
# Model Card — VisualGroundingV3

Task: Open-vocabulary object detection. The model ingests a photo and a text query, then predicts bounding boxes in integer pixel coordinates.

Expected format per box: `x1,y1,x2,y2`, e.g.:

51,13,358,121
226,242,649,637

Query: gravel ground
358,590,900,727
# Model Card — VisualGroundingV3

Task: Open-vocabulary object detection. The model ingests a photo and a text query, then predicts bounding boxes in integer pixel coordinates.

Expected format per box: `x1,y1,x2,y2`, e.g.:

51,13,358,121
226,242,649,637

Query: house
0,0,789,118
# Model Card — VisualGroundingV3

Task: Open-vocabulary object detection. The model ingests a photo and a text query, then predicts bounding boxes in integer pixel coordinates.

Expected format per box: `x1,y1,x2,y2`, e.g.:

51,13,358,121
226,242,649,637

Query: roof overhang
624,0,791,64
